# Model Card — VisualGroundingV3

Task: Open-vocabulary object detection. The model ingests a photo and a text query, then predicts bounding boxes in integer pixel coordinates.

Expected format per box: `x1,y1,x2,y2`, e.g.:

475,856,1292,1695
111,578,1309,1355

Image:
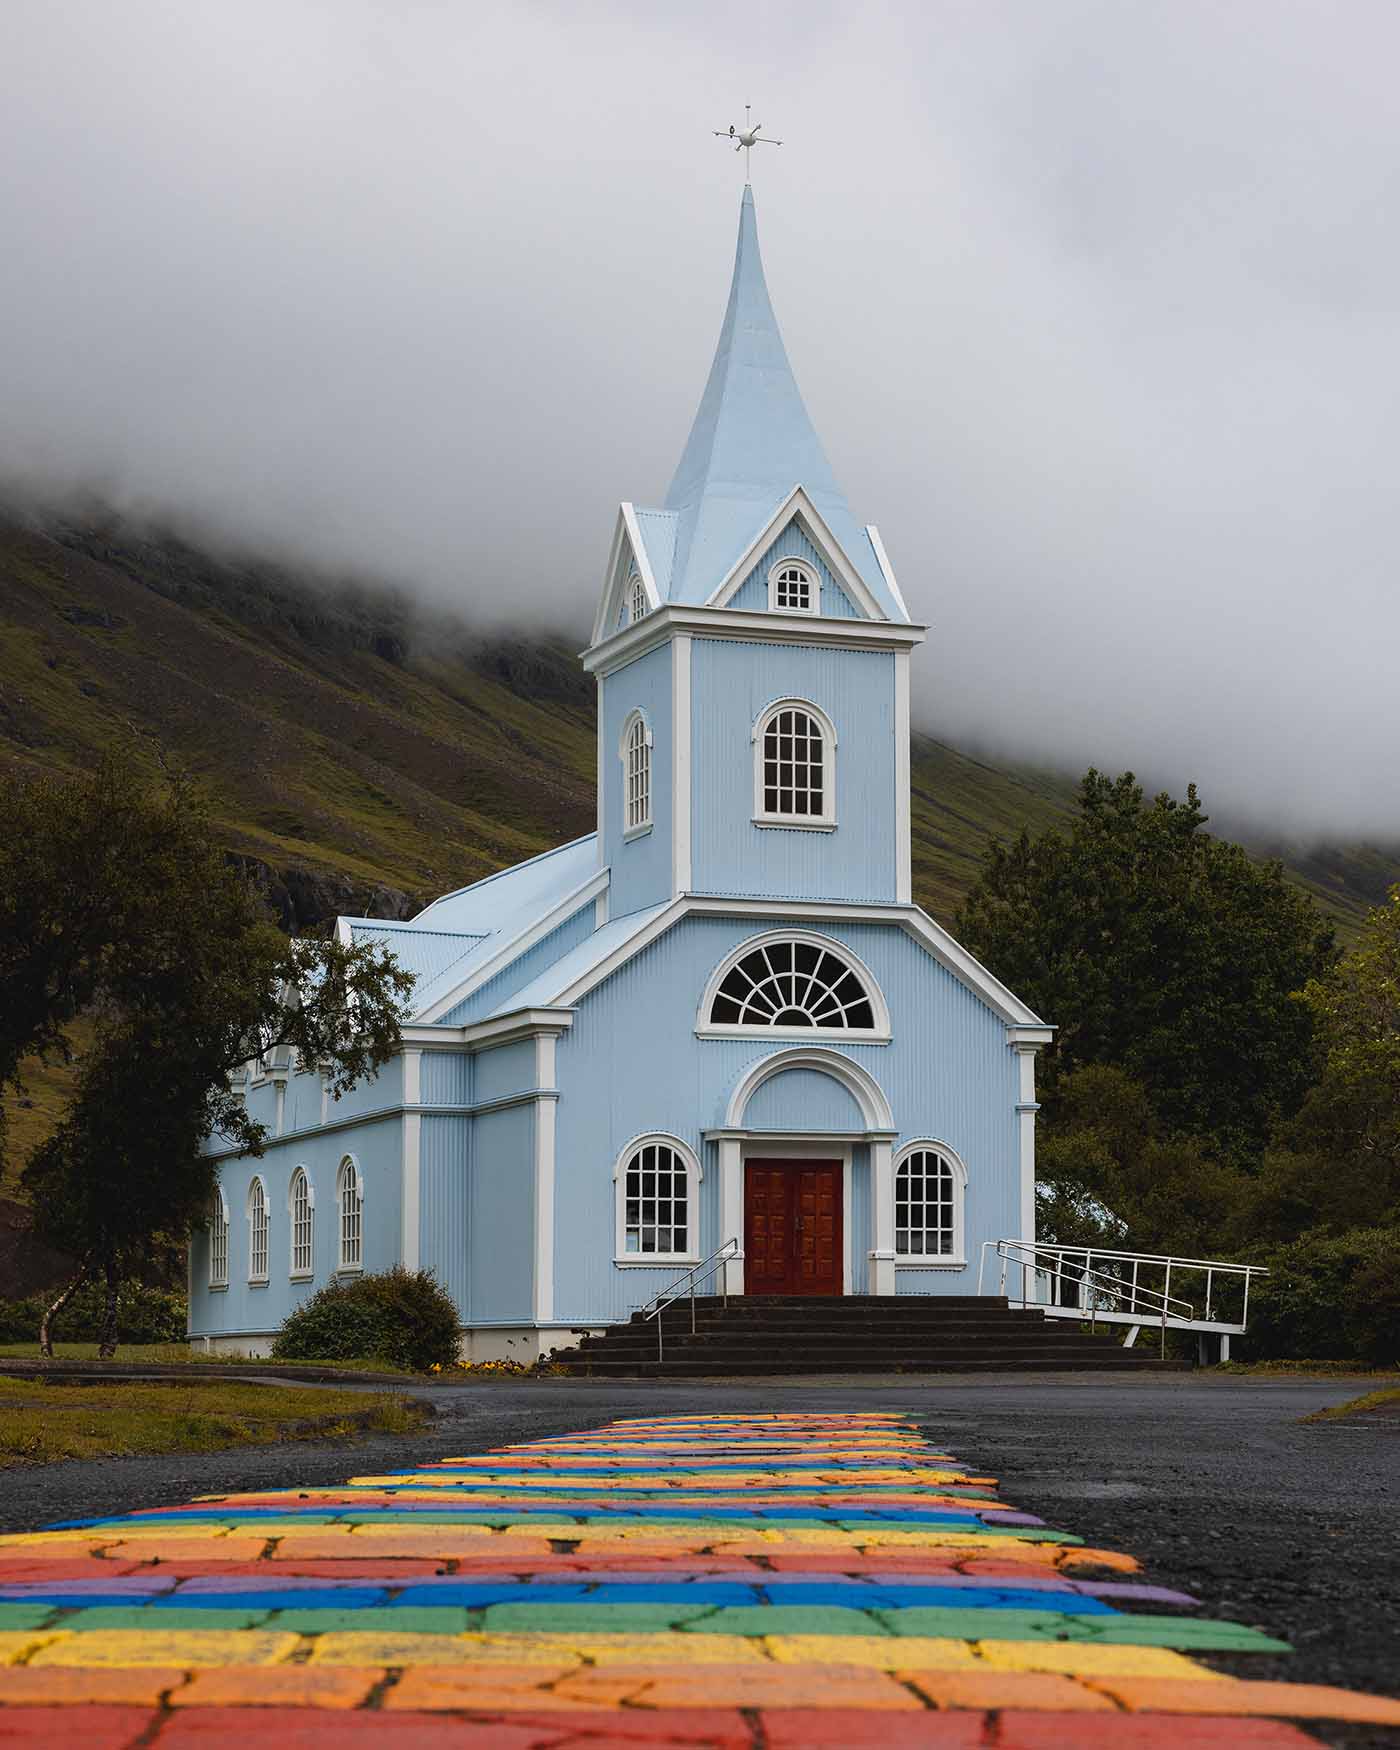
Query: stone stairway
549,1294,1189,1376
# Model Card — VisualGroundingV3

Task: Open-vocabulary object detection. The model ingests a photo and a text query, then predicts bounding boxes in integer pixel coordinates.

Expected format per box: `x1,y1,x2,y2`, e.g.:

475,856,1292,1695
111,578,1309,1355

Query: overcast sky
2,1,1397,837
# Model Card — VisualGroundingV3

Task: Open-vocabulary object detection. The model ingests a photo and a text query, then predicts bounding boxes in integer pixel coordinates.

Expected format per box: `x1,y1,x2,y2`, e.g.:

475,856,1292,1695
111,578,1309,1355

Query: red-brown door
744,1159,843,1296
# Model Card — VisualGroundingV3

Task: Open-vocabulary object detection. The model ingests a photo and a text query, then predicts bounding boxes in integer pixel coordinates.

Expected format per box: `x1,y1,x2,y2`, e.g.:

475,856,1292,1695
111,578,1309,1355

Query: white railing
978,1239,1267,1358
638,1238,741,1364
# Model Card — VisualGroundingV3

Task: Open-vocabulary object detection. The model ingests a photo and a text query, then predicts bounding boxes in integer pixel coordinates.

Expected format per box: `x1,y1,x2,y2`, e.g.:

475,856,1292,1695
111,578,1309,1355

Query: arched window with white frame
337,1155,363,1272
614,1135,700,1263
753,699,835,828
620,710,652,837
700,930,890,1038
768,557,819,615
289,1167,314,1278
894,1143,967,1263
208,1188,229,1289
630,576,648,624
246,1177,269,1284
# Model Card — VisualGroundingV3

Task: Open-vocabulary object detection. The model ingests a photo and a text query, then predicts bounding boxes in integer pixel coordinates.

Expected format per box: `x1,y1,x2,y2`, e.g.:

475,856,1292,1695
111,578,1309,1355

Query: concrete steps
550,1294,1188,1376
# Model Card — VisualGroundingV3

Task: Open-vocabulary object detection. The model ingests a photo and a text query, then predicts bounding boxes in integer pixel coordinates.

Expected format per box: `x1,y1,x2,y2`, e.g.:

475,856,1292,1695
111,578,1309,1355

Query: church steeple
661,185,899,617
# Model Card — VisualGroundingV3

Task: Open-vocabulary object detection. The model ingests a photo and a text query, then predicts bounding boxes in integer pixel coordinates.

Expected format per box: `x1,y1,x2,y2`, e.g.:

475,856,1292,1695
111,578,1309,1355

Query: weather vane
713,104,781,178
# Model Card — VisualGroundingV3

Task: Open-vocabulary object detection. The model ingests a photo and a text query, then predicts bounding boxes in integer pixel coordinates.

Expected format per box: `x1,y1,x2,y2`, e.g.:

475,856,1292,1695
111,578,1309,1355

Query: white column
672,633,692,894
869,1137,896,1295
533,1034,557,1323
1014,1046,1040,1249
894,650,912,904
273,1078,286,1137
719,1137,744,1295
400,1048,421,1271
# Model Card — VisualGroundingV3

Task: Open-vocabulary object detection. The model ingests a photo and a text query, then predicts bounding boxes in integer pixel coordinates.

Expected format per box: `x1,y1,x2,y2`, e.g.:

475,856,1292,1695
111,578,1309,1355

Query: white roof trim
582,604,926,677
414,867,610,1023
591,504,660,647
866,524,912,623
534,892,1045,1032
706,485,887,622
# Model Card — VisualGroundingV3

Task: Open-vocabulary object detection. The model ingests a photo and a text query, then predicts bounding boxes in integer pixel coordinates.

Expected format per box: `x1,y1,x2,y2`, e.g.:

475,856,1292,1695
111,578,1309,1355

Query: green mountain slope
1,509,1395,943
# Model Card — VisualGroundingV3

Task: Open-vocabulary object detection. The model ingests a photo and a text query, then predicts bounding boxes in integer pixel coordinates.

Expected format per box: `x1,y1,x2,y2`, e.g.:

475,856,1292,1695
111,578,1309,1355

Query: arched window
630,576,648,624
702,932,886,1035
208,1189,229,1289
337,1156,363,1272
894,1145,966,1261
620,711,652,836
769,558,818,614
247,1178,269,1283
289,1168,314,1277
753,699,835,828
615,1136,699,1262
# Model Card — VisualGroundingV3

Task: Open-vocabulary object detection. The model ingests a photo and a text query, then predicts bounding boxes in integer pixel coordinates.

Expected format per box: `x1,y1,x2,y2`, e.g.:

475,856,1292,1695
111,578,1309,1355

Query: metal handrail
979,1238,1195,1354
639,1237,741,1364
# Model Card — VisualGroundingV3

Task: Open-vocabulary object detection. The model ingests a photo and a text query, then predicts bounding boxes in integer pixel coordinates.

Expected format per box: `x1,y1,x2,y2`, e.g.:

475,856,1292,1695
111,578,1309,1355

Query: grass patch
0,1342,409,1371
0,1378,428,1468
1216,1359,1400,1378
1301,1387,1400,1424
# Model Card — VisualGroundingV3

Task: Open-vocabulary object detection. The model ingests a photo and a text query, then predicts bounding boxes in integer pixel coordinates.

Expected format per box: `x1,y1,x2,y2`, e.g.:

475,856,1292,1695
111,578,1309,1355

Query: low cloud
2,1,1397,837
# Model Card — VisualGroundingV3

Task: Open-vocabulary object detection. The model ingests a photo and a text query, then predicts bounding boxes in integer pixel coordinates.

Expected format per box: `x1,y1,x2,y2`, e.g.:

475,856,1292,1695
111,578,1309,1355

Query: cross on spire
713,104,781,179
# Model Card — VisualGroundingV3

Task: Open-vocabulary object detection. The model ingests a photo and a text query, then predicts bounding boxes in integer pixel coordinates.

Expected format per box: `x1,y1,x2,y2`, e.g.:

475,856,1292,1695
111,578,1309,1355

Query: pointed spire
663,186,891,610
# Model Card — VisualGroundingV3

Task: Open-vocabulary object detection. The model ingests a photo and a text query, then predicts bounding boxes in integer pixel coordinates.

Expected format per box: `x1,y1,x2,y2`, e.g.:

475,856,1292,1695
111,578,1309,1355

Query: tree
957,770,1335,1160
1,757,415,1354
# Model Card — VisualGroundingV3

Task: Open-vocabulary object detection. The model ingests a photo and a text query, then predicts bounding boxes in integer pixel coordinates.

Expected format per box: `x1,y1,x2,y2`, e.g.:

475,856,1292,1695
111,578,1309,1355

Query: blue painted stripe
56,1504,1005,1529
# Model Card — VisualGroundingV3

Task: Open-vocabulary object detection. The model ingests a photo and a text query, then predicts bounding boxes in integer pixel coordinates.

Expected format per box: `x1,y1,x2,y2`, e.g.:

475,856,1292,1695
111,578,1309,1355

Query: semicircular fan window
709,940,875,1030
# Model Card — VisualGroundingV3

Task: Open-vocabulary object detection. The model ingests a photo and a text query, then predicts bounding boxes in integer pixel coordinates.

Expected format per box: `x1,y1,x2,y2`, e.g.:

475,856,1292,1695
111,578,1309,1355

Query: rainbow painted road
0,1411,1396,1746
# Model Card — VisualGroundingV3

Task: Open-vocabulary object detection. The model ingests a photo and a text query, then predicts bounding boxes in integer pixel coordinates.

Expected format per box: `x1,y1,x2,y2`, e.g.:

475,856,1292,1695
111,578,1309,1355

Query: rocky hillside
2,507,1395,937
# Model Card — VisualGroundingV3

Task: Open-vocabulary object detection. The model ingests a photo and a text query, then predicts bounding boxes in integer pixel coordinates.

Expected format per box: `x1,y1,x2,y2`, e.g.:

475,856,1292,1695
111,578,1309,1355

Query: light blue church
191,187,1052,1359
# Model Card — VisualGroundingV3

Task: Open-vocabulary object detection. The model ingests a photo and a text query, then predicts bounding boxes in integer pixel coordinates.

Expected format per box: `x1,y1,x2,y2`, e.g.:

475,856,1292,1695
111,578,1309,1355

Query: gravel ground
3,1370,1396,1744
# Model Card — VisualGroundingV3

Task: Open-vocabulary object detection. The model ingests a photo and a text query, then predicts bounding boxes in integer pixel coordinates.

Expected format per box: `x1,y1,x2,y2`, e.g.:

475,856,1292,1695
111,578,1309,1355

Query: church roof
644,186,904,620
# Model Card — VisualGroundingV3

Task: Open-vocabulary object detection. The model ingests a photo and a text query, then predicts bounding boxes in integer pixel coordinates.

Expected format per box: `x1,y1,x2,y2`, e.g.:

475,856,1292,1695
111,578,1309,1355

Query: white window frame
208,1186,229,1290
696,928,892,1042
337,1154,364,1273
767,557,820,615
246,1176,269,1285
620,709,653,840
613,1133,702,1266
289,1167,315,1279
893,1140,968,1268
629,575,649,624
752,697,837,831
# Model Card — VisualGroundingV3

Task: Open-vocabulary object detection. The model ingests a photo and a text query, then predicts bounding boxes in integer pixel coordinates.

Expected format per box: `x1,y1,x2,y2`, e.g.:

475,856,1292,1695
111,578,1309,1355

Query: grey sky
2,1,1397,836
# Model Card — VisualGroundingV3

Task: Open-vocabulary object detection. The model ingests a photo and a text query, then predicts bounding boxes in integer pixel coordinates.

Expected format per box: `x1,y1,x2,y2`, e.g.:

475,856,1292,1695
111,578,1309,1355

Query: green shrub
1241,1225,1400,1365
0,1278,187,1346
271,1267,461,1372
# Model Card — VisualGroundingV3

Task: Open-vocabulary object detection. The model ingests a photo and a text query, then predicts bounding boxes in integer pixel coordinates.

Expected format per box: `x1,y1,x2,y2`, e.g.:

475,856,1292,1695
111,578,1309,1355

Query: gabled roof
412,835,597,934
344,919,489,990
652,186,904,620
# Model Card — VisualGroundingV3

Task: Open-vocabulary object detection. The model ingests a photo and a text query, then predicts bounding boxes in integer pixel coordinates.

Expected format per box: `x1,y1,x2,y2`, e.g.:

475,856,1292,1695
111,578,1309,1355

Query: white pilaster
672,632,692,894
719,1137,744,1295
894,649,911,904
400,1048,421,1271
869,1137,896,1295
533,1033,557,1322
273,1078,286,1137
1014,1045,1040,1248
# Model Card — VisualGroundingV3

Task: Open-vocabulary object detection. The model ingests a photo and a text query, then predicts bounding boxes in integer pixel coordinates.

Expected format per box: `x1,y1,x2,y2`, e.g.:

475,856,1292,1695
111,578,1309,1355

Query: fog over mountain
2,2,1398,838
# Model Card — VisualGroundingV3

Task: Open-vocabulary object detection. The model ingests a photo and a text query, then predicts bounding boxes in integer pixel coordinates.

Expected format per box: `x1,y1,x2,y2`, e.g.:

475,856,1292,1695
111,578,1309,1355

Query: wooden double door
744,1159,843,1296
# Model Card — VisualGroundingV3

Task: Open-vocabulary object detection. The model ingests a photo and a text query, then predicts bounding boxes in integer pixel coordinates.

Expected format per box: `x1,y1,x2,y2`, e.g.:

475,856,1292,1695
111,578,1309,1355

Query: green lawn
0,1378,429,1467
0,1342,410,1371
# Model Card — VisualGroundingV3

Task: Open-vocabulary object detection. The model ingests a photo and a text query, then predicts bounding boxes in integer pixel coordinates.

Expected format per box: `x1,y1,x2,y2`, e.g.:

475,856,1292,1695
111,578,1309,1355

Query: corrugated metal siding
726,519,860,618
601,643,674,919
190,1116,401,1339
421,1050,472,1106
348,922,488,987
635,509,678,599
474,1040,537,1105
437,904,595,1026
420,1115,470,1316
467,1105,535,1323
549,913,1017,1322
849,1144,871,1294
743,1068,865,1132
326,1056,401,1122
690,638,897,903
283,1070,321,1133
